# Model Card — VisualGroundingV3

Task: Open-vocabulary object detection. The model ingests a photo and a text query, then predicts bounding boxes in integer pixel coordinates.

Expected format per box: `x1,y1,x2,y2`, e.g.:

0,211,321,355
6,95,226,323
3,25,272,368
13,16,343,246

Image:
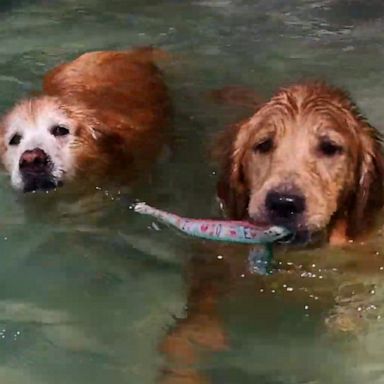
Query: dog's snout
19,148,49,172
18,148,56,192
266,191,305,220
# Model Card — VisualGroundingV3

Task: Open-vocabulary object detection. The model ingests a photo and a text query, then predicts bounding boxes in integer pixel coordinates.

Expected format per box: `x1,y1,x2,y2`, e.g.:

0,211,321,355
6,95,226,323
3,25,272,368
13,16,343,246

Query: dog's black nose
19,148,49,173
266,191,305,221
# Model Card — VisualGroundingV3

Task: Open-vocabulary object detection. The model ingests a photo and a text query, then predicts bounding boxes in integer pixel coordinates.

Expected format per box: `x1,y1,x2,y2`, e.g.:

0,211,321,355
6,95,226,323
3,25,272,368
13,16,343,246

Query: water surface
1,1,384,383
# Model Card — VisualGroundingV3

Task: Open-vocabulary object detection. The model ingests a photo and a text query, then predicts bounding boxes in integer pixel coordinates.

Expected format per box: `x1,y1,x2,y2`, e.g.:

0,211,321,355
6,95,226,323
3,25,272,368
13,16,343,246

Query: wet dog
159,82,384,384
0,47,171,193
214,82,384,244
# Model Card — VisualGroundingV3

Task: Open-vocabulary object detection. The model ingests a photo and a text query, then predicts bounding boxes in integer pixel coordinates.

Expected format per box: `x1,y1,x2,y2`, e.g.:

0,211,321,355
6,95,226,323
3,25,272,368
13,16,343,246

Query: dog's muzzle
19,148,59,192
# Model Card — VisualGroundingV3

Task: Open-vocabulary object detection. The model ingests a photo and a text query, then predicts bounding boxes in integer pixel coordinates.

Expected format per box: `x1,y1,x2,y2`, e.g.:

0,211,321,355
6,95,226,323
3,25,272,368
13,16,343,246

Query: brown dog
160,82,384,384
0,47,171,192
215,82,384,245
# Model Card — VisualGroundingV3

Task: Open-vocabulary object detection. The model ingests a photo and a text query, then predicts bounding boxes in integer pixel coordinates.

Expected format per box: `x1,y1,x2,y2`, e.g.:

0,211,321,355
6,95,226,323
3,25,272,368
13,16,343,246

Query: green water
1,1,384,383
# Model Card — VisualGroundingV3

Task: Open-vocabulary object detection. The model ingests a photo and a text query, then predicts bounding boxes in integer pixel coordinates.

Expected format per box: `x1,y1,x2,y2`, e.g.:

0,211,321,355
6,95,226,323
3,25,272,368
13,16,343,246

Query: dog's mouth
22,173,63,193
248,215,321,246
283,229,310,245
17,148,65,193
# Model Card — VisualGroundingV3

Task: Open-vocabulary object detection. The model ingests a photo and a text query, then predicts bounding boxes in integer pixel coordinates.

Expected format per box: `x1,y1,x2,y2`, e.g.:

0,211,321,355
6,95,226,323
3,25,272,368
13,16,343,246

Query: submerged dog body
215,82,384,243
0,48,171,192
160,83,384,383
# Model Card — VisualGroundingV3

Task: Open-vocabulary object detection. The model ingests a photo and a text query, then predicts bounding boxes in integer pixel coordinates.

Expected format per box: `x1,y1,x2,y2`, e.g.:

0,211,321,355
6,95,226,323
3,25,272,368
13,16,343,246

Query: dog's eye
253,138,274,154
9,133,22,146
318,139,343,157
51,125,70,137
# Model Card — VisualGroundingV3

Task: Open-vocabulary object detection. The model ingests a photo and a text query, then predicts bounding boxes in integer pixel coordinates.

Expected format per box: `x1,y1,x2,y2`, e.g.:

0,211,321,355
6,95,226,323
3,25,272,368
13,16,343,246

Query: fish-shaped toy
133,202,290,244
133,202,292,275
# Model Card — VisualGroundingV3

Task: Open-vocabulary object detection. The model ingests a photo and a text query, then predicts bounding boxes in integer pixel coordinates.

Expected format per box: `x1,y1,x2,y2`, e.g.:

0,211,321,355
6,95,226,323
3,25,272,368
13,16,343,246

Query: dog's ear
213,120,250,219
212,96,267,220
216,166,249,220
346,128,384,238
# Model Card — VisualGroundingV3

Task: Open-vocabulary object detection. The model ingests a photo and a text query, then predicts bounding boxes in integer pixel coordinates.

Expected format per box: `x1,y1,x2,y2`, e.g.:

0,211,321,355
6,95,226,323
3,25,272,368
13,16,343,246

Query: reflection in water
161,239,384,383
0,0,384,383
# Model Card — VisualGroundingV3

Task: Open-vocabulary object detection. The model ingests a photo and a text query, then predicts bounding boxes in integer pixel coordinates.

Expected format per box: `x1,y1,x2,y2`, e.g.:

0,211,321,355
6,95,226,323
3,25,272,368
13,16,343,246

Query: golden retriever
0,47,171,193
160,82,384,384
214,81,384,244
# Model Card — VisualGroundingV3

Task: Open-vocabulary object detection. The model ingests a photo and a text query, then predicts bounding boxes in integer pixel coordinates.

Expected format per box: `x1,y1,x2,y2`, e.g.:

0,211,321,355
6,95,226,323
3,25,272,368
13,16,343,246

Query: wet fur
214,82,384,242
160,82,384,383
0,47,171,190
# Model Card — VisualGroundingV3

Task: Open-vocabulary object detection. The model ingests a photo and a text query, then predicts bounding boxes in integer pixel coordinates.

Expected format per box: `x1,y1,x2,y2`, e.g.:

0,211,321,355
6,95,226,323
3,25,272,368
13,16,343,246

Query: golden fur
0,47,171,191
160,83,384,384
214,82,384,243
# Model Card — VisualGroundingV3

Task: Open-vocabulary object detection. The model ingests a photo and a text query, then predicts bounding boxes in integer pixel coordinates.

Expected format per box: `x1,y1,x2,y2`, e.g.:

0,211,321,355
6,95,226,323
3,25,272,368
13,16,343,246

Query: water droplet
217,255,223,260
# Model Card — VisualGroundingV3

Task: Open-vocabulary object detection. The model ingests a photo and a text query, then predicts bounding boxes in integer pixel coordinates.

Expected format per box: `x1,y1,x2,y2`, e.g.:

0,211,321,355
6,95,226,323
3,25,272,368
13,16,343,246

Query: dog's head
0,96,101,192
215,82,384,241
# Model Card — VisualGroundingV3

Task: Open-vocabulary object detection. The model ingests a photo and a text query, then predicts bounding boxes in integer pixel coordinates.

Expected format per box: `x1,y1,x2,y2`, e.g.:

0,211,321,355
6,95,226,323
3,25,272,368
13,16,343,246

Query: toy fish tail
134,203,182,228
